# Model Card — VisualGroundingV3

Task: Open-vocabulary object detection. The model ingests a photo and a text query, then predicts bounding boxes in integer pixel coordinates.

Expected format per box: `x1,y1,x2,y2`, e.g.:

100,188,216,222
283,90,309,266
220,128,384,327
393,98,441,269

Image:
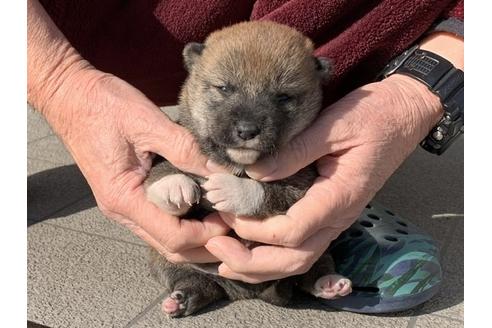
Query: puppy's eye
276,93,293,105
214,85,234,94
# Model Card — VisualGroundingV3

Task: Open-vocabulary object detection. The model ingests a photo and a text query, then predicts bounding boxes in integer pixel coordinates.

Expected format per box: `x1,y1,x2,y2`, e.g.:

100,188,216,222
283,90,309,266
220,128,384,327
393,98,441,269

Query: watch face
404,53,439,76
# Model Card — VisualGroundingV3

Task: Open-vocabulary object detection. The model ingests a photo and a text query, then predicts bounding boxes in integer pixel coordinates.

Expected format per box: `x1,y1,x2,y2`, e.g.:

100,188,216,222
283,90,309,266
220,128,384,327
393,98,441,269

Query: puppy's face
181,22,330,166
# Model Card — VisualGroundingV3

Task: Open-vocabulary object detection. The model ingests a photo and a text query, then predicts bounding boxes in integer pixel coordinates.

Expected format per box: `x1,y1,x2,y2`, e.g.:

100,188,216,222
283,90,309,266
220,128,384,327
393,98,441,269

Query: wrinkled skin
33,68,230,263
28,0,232,264
204,31,463,283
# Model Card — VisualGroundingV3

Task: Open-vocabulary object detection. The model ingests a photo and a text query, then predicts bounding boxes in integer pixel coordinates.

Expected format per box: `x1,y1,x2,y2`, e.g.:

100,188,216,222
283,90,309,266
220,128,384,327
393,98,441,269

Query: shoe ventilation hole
349,230,363,238
365,203,372,209
352,286,380,293
384,236,398,242
360,221,374,228
367,214,380,220
396,229,408,235
396,221,408,227
360,220,374,228
385,209,395,216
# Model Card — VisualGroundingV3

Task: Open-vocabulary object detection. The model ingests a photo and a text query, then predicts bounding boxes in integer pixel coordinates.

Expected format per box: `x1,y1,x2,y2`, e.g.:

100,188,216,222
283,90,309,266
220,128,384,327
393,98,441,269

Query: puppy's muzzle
235,121,260,141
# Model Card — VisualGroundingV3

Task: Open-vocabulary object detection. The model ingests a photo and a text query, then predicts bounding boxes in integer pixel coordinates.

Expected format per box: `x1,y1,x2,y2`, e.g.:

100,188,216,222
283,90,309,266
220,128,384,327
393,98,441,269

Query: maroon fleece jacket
39,0,464,106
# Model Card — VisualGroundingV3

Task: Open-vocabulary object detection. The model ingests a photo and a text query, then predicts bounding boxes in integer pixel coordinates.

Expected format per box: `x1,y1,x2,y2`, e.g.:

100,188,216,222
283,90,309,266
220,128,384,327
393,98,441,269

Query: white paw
202,173,265,216
146,174,200,216
311,274,352,299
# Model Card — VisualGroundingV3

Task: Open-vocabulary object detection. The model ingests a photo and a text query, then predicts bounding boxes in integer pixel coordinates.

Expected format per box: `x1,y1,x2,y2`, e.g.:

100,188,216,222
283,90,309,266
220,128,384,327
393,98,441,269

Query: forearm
27,0,91,118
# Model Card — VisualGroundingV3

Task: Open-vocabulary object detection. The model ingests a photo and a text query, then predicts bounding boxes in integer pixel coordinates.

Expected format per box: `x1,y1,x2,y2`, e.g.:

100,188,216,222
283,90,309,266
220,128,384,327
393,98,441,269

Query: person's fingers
220,157,360,247
216,265,266,284
120,218,219,263
245,130,327,182
125,187,230,253
217,211,319,248
166,247,220,264
148,115,212,176
126,106,230,177
205,160,233,174
245,105,359,182
206,227,338,283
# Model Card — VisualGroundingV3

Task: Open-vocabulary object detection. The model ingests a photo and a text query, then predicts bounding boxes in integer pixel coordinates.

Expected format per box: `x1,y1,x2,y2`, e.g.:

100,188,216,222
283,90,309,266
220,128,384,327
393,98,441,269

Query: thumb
151,118,231,176
245,101,360,182
246,130,328,181
137,108,214,176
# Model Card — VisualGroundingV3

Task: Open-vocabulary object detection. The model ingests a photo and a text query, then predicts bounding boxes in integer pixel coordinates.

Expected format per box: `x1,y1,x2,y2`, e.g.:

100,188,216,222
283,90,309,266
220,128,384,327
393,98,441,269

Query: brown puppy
145,21,352,317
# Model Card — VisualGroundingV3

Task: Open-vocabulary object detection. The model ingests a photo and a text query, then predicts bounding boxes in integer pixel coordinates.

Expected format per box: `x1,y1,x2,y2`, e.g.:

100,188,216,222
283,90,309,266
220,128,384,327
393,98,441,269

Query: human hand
50,71,230,262
204,74,443,283
28,0,228,263
204,32,463,283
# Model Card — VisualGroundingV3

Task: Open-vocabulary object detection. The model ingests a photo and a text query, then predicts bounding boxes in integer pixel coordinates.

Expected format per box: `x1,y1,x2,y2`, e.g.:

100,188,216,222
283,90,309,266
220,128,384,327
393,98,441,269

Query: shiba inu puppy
145,21,351,317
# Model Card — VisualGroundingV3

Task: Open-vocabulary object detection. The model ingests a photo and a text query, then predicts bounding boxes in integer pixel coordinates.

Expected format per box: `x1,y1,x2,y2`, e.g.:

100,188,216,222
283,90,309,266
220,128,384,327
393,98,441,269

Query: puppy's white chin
226,148,260,165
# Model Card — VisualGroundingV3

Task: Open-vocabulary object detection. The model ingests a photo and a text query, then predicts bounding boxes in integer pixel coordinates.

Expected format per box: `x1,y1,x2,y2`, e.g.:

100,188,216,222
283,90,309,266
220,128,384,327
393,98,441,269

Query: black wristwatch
379,44,464,155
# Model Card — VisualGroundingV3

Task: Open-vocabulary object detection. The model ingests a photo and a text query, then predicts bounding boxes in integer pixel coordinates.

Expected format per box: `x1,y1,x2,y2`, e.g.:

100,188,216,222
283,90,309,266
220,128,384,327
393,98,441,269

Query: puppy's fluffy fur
145,21,351,317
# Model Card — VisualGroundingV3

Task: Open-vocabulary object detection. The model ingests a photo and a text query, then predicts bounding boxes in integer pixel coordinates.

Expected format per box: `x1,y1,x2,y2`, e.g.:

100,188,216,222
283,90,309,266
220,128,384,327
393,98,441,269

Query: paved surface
27,105,463,327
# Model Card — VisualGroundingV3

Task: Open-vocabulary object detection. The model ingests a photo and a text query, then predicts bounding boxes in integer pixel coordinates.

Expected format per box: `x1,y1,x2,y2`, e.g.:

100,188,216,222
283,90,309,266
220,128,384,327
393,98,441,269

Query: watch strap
380,45,464,155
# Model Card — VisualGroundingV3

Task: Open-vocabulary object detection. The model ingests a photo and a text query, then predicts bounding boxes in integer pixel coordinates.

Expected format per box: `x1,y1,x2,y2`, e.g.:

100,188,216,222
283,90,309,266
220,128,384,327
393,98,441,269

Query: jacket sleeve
252,0,463,103
428,0,463,37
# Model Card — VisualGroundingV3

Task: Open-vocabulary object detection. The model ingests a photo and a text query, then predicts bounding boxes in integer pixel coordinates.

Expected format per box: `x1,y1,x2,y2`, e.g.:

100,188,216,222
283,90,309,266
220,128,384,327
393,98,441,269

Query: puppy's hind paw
162,291,188,317
311,274,352,299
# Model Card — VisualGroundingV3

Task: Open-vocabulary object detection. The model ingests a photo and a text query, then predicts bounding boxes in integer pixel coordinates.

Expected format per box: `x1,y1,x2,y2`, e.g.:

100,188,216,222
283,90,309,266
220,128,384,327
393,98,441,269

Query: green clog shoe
323,201,442,313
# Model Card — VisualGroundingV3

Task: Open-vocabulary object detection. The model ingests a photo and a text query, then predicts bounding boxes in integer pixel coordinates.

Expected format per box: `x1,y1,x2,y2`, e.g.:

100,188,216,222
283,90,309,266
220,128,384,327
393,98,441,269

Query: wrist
372,31,464,154
28,48,93,115
379,32,464,147
373,74,444,140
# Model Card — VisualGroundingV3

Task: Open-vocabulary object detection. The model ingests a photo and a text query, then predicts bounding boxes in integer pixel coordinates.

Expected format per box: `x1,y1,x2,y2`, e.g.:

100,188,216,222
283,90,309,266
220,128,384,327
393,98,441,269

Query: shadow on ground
27,164,96,226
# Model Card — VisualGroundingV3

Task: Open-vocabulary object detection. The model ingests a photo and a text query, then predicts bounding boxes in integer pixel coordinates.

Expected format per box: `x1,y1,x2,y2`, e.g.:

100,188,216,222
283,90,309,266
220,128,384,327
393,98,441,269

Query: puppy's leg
147,174,201,216
202,173,265,216
145,160,201,216
258,278,296,306
202,165,317,217
161,274,226,317
149,250,226,317
298,253,352,299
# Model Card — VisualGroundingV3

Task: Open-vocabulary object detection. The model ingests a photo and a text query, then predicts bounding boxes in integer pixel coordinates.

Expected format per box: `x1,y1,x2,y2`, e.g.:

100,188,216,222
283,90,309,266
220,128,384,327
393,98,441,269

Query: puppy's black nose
236,121,260,140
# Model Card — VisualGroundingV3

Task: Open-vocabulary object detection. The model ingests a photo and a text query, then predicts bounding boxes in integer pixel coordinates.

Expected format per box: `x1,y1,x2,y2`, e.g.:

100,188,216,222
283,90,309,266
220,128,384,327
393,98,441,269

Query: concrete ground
27,104,463,328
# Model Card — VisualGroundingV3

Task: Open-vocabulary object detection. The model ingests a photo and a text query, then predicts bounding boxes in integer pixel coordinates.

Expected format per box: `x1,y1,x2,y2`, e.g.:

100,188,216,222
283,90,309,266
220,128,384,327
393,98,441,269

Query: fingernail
205,240,223,256
218,212,235,226
206,160,228,173
245,157,277,180
218,263,232,276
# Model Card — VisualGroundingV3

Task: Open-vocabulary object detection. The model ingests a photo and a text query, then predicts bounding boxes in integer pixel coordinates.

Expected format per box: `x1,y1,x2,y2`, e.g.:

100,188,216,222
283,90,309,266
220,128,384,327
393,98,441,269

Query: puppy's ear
314,57,332,82
183,42,205,71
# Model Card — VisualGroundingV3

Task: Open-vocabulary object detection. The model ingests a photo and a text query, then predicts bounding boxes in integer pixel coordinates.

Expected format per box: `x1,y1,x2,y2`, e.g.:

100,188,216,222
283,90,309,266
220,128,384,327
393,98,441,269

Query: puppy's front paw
202,173,265,216
146,174,200,216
